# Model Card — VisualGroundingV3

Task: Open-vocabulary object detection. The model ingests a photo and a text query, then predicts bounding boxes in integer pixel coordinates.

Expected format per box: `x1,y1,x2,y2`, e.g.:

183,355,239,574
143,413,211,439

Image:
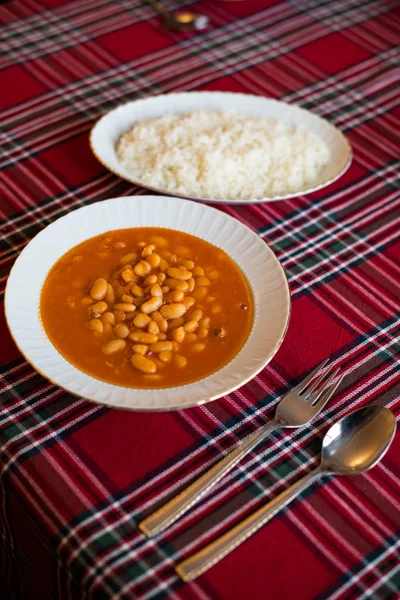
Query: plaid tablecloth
1,0,400,598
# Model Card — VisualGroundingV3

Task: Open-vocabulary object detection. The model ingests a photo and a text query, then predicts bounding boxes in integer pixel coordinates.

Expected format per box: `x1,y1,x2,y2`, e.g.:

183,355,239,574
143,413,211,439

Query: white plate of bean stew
5,196,290,411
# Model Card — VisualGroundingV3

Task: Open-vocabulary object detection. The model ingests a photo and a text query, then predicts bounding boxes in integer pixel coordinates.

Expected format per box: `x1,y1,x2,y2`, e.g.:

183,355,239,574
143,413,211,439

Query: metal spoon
148,1,209,31
176,405,396,581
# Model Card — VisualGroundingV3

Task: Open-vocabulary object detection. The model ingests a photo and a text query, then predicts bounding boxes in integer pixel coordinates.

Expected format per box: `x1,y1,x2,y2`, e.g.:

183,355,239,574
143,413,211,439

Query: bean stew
40,228,253,388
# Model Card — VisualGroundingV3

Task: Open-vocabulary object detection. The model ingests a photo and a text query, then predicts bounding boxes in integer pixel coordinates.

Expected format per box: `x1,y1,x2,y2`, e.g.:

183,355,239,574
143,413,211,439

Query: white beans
114,303,137,312
192,343,206,352
91,301,108,317
180,259,195,270
114,324,130,338
193,286,207,300
129,332,158,344
167,267,192,281
182,296,195,310
199,316,210,327
152,311,168,333
143,274,157,286
166,289,184,303
165,279,189,291
198,327,209,339
90,278,107,301
131,354,156,373
150,283,163,297
131,284,144,297
132,344,148,355
159,257,169,272
196,276,211,287
159,350,172,363
185,333,197,343
187,309,203,322
184,319,199,333
121,269,135,283
120,252,136,265
168,317,185,330
133,313,152,328
160,303,186,320
142,244,155,258
101,312,115,325
141,297,163,314
175,355,188,368
134,260,151,276
172,326,185,343
88,319,103,333
102,339,126,355
148,321,160,335
149,341,173,353
114,310,125,323
208,269,220,280
150,235,168,247
147,253,161,268
175,245,191,257
143,373,163,382
157,272,166,283
105,283,115,304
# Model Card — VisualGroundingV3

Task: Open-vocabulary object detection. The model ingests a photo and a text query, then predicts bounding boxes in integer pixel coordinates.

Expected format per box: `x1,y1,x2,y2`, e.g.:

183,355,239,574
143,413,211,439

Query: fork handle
176,465,324,581
139,421,280,537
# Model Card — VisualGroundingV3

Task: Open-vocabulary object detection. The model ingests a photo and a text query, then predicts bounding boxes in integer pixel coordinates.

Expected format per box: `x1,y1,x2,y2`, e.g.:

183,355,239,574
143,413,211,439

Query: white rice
116,110,330,200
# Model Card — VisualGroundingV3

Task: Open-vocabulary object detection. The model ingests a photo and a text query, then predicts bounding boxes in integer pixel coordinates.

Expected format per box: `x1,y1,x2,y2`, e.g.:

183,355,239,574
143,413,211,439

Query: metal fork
139,359,344,537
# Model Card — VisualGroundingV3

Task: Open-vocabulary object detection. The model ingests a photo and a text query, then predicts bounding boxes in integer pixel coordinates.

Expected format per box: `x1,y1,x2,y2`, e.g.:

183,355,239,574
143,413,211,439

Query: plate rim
5,195,291,411
89,91,353,205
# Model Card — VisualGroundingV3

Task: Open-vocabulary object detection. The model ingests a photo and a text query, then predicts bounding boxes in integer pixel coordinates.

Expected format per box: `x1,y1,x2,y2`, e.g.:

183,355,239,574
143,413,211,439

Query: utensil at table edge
175,404,396,582
139,359,344,537
148,0,209,31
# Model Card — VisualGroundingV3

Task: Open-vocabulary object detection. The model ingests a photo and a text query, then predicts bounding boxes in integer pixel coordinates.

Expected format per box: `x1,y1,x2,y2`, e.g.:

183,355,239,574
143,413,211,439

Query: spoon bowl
165,11,209,31
149,1,209,32
321,405,396,475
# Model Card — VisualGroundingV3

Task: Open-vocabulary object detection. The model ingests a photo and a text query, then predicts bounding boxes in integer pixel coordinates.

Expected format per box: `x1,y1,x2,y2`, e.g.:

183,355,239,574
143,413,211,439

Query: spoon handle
176,465,324,582
148,0,169,18
139,421,280,537
147,0,170,16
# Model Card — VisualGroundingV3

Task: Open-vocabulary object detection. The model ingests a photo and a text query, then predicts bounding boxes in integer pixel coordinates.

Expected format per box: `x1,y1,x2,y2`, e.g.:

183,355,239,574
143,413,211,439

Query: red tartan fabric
1,1,400,599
